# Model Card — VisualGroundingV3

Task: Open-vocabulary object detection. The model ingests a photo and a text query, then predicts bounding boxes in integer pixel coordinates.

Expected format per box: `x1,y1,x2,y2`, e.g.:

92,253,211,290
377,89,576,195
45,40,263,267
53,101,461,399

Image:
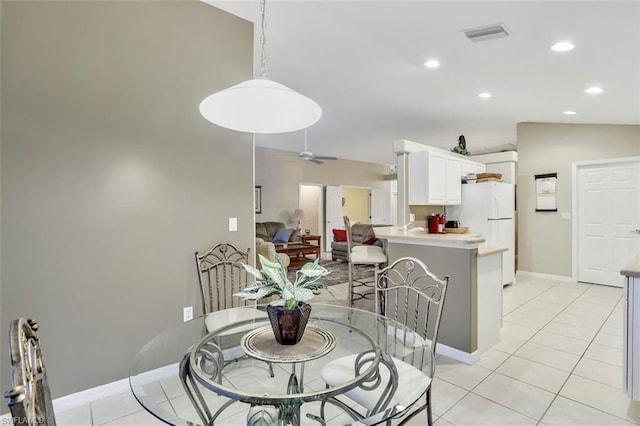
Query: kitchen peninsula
375,223,505,364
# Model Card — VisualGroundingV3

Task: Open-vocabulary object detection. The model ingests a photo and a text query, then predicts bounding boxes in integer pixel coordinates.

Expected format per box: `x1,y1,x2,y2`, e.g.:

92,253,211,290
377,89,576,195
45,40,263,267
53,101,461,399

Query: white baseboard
52,377,131,413
0,378,132,419
517,270,574,282
435,342,478,365
0,379,131,418
52,363,179,413
0,378,131,420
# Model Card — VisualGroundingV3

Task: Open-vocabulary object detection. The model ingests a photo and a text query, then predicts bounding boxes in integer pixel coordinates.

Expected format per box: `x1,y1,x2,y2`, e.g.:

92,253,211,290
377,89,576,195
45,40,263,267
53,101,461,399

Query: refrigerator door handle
493,195,499,218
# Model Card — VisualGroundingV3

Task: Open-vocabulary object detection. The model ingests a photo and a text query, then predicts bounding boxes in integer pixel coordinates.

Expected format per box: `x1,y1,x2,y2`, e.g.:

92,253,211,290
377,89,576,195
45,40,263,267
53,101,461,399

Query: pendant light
199,0,322,134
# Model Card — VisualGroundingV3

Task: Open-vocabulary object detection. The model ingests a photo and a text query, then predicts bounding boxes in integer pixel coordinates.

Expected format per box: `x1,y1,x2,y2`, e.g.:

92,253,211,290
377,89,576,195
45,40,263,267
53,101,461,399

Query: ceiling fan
299,129,337,164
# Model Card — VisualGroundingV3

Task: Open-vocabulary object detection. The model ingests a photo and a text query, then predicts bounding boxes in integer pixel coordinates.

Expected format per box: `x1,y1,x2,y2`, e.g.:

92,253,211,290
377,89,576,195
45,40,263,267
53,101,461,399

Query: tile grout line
438,280,576,424
536,291,627,425
444,280,609,424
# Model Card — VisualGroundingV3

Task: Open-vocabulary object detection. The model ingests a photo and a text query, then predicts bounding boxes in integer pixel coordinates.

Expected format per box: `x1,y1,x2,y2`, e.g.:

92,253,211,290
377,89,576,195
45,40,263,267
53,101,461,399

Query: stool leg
348,261,354,307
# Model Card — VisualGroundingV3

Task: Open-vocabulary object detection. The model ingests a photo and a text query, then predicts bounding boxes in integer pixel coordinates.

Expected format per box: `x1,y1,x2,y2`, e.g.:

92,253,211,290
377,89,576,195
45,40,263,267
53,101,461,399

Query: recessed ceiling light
585,86,604,94
478,92,492,99
551,41,575,52
563,110,577,115
424,59,440,69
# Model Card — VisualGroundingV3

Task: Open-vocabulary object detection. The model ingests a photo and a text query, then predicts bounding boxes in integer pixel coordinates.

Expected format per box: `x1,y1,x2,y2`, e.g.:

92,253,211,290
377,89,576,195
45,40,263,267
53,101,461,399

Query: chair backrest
344,216,356,259
195,242,250,314
374,257,449,371
4,318,56,426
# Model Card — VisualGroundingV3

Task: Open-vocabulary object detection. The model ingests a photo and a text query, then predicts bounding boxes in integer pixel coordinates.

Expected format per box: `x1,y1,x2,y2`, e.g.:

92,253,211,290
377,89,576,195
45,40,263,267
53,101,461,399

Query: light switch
229,217,238,231
562,212,571,220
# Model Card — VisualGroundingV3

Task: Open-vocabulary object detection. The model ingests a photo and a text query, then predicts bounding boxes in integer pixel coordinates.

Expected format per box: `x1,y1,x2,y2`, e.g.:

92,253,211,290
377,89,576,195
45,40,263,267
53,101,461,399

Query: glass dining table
129,304,433,425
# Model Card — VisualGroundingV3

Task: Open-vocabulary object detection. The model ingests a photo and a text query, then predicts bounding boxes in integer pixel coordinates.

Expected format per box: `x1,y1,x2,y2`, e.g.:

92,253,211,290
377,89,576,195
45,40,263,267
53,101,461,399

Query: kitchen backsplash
408,205,446,224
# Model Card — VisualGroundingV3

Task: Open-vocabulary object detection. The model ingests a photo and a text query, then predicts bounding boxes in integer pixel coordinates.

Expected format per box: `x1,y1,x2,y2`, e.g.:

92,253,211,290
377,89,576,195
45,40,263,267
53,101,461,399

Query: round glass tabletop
129,304,433,425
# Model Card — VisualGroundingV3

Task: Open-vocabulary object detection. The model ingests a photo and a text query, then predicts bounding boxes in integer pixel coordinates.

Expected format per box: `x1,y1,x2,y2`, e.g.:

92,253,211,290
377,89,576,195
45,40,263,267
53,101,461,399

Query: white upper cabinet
461,159,486,176
446,156,462,204
409,150,468,205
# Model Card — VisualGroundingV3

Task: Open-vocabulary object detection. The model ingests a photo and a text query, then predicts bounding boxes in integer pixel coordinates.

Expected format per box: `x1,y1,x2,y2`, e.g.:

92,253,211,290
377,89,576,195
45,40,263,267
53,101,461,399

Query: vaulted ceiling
207,1,640,165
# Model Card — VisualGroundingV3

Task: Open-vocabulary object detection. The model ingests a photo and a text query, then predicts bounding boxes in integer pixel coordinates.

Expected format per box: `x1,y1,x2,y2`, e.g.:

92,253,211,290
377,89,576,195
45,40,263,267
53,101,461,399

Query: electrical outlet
229,217,238,232
183,306,193,322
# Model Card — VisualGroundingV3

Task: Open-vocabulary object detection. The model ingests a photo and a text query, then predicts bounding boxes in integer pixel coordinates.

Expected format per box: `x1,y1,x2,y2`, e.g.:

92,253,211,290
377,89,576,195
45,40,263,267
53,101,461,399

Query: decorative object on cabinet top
476,173,503,182
451,134,470,156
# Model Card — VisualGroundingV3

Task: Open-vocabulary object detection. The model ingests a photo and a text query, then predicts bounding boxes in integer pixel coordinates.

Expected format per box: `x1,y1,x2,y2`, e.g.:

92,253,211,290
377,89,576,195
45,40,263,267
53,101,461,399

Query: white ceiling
207,1,640,165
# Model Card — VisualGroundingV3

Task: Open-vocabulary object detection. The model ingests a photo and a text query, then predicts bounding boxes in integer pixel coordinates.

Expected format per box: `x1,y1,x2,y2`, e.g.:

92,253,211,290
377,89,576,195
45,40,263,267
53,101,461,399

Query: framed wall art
535,173,557,212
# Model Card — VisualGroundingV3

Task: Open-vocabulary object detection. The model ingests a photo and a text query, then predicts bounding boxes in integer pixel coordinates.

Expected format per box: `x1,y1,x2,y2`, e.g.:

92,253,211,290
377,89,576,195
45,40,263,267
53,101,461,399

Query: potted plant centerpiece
235,254,331,345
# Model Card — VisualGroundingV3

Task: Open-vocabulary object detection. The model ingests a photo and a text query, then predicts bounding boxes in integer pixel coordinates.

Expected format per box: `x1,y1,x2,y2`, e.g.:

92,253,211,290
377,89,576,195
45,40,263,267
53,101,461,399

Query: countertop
374,226,485,249
478,246,508,257
621,252,640,278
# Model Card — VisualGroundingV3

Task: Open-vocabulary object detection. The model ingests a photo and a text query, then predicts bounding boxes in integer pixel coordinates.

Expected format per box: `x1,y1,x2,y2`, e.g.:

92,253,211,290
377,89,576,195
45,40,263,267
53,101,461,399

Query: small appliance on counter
444,219,468,234
427,214,446,234
445,220,460,229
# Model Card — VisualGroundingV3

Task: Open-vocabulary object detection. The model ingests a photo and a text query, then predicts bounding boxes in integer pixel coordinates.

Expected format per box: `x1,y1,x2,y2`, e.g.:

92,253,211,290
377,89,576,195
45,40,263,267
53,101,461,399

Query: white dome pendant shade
199,78,322,134
199,0,322,134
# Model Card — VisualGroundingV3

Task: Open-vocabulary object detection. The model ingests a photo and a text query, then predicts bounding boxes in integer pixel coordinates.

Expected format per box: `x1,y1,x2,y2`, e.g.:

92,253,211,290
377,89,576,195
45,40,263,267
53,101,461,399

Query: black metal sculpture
451,134,470,156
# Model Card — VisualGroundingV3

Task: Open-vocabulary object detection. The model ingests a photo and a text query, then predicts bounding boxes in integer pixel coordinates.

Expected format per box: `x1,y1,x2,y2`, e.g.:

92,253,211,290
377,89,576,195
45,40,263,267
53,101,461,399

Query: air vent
463,23,511,42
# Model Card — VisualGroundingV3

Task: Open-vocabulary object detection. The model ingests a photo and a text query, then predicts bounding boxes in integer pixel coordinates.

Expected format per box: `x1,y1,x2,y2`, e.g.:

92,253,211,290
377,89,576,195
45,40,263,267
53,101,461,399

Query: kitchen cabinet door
427,152,447,204
461,159,487,177
408,150,461,205
445,157,462,204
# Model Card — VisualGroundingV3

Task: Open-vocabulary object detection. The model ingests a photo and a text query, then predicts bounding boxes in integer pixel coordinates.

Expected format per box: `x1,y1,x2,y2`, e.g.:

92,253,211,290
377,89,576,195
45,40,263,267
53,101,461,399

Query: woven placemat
241,325,336,363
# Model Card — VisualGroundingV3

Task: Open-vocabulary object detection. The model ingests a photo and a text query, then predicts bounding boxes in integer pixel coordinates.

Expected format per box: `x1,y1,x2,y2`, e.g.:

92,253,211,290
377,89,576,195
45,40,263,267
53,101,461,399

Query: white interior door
325,185,342,252
578,161,640,287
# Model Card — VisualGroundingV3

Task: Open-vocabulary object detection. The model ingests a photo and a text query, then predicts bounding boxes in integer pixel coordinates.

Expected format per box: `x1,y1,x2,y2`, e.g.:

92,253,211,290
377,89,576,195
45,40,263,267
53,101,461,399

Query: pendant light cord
304,129,308,151
259,0,268,78
198,0,322,134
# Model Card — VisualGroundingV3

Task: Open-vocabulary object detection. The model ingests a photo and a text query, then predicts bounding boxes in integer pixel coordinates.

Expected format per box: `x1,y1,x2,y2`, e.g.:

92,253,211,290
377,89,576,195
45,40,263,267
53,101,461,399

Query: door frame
341,185,372,224
298,182,324,244
571,156,640,282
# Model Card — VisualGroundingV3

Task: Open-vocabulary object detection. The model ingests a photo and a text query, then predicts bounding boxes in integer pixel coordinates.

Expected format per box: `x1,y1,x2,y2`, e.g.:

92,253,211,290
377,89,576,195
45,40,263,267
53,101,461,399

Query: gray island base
375,227,505,364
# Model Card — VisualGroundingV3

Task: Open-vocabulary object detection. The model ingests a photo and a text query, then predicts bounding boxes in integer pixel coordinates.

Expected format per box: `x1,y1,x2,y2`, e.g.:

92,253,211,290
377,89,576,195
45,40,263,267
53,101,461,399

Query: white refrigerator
449,182,515,286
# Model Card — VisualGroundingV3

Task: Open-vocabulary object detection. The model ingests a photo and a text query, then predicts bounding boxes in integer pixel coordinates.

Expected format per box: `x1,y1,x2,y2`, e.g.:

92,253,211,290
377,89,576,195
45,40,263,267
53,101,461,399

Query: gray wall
517,123,640,276
1,1,253,398
255,146,390,224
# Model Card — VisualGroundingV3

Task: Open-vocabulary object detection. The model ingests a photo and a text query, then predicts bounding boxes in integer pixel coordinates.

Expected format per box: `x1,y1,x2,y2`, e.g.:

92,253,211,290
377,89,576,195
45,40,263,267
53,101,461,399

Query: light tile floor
56,274,640,425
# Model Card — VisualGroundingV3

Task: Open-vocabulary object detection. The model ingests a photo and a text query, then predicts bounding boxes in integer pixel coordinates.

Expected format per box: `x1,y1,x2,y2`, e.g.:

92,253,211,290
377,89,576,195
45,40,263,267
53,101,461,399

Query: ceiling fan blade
310,159,323,165
312,156,337,160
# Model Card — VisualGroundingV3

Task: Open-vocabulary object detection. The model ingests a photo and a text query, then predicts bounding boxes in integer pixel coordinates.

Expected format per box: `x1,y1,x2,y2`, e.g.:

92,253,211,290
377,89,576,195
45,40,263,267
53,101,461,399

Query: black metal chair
194,242,274,377
195,242,252,315
320,257,449,425
3,318,57,426
179,342,239,426
343,216,387,307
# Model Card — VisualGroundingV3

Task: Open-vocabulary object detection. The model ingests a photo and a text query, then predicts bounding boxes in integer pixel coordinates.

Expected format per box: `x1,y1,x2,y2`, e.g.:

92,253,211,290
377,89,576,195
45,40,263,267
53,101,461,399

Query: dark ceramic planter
267,302,312,345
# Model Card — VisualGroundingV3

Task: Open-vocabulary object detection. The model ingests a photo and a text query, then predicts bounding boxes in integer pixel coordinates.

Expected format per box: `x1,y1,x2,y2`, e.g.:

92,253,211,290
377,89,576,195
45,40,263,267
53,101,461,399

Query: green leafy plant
235,254,331,309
